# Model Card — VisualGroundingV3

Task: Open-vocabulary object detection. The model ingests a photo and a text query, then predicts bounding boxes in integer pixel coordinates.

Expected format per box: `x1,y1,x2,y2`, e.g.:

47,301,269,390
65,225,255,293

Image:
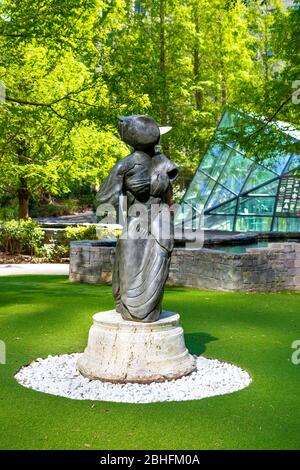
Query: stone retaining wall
69,241,300,292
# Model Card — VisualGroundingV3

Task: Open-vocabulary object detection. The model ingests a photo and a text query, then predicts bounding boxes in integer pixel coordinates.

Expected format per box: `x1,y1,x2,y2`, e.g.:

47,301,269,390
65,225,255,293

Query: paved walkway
0,263,69,276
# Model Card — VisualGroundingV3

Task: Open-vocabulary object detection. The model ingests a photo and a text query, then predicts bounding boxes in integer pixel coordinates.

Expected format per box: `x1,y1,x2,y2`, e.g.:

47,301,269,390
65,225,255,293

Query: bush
0,205,19,221
64,224,121,243
96,226,122,240
0,219,44,255
64,224,98,242
35,243,69,262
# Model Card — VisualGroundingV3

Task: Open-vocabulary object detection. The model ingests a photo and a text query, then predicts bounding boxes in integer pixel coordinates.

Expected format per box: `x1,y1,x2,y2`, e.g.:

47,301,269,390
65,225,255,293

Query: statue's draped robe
97,150,178,322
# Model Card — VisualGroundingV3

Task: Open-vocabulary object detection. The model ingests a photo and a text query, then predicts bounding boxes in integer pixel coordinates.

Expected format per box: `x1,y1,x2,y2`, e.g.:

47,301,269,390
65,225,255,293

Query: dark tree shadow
185,332,218,356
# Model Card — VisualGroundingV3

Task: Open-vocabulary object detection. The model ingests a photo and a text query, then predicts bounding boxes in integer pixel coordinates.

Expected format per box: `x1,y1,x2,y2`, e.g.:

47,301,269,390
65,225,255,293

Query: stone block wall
69,241,300,292
70,241,115,284
168,243,300,291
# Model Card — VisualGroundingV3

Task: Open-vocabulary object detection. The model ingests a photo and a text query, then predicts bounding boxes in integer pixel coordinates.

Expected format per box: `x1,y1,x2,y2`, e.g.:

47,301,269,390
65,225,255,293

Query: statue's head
118,115,171,151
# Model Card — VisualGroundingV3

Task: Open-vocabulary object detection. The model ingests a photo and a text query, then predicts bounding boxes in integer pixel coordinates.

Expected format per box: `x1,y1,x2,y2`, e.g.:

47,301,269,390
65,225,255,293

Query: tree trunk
18,187,30,220
221,78,227,106
16,141,31,220
193,12,203,110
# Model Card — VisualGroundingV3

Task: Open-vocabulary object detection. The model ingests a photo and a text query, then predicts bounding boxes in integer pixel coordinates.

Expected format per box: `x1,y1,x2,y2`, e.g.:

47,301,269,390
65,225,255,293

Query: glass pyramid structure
177,110,300,232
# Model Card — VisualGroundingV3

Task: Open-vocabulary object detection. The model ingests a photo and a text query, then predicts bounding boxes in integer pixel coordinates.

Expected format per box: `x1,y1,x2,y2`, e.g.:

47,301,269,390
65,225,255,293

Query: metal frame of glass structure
178,110,300,232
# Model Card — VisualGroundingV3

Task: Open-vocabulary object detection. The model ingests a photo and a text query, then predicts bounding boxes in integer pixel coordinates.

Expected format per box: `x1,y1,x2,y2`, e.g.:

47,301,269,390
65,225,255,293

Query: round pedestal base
77,310,196,383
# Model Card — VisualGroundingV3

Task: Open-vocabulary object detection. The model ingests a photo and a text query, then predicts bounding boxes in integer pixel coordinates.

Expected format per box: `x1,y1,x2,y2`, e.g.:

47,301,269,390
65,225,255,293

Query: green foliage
64,224,121,242
0,204,18,221
33,224,122,263
35,243,68,262
0,218,44,254
0,0,129,217
0,0,299,211
172,181,185,204
101,0,299,175
64,224,98,242
30,199,85,218
96,226,122,240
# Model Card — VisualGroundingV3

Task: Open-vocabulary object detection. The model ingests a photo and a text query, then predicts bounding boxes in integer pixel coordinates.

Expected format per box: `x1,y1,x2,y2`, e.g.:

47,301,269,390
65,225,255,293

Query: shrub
0,205,19,221
35,243,69,262
64,224,98,242
0,219,44,255
64,224,121,243
96,226,122,240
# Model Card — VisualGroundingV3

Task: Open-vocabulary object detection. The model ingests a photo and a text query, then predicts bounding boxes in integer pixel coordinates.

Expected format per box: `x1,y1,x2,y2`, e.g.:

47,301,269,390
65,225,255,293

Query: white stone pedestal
77,310,196,383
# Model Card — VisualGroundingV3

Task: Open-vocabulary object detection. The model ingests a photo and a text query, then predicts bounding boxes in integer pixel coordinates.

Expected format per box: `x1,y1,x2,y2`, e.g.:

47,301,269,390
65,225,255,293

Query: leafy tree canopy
0,0,299,218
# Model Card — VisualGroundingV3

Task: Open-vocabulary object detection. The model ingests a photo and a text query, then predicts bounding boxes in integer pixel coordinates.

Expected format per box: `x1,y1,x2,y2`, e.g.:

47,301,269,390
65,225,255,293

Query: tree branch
66,97,98,107
5,78,100,109
0,185,16,196
48,106,70,121
5,96,53,107
246,91,297,141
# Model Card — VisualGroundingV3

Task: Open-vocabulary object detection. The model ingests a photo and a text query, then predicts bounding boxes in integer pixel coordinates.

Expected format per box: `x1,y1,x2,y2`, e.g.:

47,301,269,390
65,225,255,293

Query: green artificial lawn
0,275,299,450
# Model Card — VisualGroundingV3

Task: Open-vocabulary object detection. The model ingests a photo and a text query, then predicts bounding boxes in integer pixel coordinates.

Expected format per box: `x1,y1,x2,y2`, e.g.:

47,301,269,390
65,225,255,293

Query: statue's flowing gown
97,150,178,322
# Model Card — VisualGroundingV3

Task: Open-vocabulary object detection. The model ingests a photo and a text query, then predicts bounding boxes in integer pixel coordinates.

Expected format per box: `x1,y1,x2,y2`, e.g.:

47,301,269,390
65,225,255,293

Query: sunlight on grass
0,275,299,450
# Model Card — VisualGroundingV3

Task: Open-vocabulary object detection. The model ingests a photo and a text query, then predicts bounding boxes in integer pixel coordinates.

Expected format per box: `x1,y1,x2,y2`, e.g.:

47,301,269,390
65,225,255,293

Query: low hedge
64,224,121,242
0,218,44,255
0,219,121,260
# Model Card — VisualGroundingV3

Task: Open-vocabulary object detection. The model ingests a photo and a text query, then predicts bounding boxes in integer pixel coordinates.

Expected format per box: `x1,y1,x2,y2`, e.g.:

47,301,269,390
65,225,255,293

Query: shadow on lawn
185,332,218,356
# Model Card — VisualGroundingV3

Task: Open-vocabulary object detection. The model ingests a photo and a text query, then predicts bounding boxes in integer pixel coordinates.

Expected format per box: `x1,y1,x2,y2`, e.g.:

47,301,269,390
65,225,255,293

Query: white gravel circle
15,353,251,403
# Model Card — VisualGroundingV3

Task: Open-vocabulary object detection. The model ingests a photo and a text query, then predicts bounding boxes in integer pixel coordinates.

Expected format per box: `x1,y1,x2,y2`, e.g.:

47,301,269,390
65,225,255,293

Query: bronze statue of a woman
97,115,178,323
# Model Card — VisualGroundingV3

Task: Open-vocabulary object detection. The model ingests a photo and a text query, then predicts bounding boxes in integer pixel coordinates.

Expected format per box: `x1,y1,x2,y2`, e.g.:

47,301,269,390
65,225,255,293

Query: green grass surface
0,275,299,450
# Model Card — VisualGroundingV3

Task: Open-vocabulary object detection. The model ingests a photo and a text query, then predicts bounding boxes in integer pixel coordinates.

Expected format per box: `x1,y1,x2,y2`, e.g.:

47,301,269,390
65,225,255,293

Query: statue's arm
96,161,126,208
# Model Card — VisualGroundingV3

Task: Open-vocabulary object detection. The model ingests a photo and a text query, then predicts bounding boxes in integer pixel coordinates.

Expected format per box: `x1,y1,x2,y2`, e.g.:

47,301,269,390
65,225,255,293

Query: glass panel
174,203,202,231
218,111,237,129
262,150,290,175
217,111,256,154
235,216,272,232
242,165,277,193
273,217,300,232
204,214,234,231
201,144,231,180
218,151,253,194
184,171,215,210
205,184,234,210
283,154,300,174
211,143,230,158
208,199,237,215
199,151,216,176
248,179,279,196
238,196,276,216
